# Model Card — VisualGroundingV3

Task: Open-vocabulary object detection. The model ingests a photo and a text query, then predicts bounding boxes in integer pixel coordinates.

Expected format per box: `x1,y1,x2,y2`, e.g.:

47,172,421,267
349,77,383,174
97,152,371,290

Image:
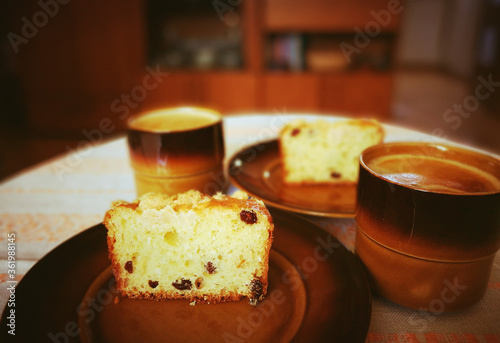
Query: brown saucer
78,251,306,343
1,209,371,342
229,140,357,218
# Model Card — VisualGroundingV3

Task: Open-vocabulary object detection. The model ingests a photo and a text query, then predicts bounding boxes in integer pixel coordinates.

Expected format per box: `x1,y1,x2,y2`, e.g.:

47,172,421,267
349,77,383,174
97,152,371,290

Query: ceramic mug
127,107,226,196
355,142,500,311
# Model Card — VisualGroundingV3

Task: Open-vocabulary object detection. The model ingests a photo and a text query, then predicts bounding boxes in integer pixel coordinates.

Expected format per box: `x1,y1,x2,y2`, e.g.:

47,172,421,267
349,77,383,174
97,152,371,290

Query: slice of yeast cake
279,119,384,185
104,190,274,305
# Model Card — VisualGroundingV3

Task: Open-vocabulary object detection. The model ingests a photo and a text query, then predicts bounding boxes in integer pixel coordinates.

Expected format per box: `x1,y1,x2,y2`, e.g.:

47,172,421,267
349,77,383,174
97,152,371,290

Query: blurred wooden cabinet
263,74,322,112
322,71,394,116
199,73,258,114
264,0,400,32
140,72,258,115
141,0,399,118
9,0,399,133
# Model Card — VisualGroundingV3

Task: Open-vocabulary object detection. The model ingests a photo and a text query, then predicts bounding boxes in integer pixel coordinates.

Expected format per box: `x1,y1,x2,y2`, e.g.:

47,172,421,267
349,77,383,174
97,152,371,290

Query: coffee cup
355,142,500,311
127,107,226,196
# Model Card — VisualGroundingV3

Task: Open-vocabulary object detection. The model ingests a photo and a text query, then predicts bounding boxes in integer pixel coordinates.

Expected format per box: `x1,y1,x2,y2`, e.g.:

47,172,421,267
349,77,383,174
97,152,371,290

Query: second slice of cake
279,119,384,185
104,190,274,306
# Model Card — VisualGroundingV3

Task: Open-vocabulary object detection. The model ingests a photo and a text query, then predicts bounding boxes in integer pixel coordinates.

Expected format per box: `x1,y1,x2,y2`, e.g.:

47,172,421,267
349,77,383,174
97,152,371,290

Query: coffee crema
367,154,500,194
128,107,220,132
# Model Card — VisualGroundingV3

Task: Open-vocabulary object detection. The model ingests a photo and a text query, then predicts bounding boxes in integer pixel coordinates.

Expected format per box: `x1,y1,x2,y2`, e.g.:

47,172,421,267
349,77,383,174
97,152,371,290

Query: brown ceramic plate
1,209,371,342
229,140,357,218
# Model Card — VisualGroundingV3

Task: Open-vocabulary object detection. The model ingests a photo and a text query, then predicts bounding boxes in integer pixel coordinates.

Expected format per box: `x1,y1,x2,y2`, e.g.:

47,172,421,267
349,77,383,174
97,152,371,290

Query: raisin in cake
279,119,384,185
104,190,274,305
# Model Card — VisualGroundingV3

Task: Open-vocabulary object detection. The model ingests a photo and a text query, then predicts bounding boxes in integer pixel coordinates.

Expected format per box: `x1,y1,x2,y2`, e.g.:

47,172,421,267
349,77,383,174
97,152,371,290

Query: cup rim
359,142,500,196
127,106,222,133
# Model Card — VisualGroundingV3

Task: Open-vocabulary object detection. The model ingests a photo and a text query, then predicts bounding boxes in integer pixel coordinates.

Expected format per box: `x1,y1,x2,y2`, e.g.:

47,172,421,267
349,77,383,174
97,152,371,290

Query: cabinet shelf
264,0,400,32
147,0,245,71
265,32,396,73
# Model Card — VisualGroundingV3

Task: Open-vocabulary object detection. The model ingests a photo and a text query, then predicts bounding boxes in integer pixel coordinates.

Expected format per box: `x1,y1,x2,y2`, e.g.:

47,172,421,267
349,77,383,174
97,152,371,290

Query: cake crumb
190,301,197,306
